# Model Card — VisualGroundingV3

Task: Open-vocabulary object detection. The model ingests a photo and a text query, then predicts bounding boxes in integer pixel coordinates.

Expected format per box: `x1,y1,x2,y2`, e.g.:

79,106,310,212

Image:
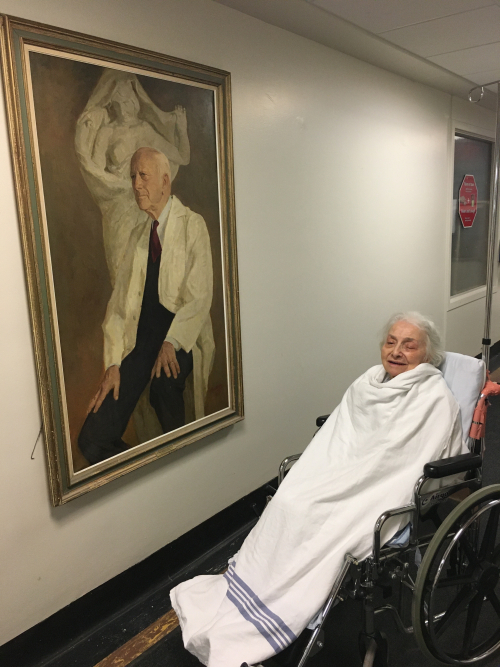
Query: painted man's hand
152,341,180,380
88,365,121,414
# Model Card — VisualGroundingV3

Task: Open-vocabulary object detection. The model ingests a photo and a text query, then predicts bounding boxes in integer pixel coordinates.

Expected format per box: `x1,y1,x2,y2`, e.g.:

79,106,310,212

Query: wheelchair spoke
461,592,484,658
434,586,476,639
479,506,500,561
436,574,476,588
458,534,481,569
486,590,500,618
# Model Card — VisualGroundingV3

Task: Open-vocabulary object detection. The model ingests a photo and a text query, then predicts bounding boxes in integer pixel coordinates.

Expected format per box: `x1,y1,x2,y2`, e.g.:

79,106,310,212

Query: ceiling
214,0,500,108
307,0,500,86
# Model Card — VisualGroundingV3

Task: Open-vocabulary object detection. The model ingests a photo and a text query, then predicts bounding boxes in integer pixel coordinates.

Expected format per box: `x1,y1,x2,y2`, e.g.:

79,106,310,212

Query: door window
451,133,493,296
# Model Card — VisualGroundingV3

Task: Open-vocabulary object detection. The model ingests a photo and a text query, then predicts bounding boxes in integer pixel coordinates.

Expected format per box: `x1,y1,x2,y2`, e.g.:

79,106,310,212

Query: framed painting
1,15,243,505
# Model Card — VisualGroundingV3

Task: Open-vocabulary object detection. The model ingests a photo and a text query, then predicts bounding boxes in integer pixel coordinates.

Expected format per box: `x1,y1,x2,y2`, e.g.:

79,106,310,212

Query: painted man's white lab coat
102,195,215,418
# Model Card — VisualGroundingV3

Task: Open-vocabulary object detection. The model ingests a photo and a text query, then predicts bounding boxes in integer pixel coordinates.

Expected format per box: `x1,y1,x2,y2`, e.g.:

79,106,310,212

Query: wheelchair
267,352,500,667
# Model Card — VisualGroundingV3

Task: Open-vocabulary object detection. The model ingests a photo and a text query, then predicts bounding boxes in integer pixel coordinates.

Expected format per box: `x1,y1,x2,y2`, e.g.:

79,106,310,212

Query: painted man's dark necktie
150,220,162,263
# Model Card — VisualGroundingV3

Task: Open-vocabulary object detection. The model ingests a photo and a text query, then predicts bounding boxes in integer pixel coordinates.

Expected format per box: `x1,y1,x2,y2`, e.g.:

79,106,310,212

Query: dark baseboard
0,477,277,667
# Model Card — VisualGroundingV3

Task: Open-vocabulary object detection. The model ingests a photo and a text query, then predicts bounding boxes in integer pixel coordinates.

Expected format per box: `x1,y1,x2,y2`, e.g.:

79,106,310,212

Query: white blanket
171,363,464,667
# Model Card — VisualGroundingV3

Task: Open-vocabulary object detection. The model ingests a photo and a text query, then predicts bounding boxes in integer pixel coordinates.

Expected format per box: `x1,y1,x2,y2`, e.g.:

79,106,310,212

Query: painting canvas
1,17,243,504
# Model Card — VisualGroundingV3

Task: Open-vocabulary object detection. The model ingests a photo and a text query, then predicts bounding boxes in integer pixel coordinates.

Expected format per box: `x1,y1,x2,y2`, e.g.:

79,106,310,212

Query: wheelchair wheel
412,484,500,665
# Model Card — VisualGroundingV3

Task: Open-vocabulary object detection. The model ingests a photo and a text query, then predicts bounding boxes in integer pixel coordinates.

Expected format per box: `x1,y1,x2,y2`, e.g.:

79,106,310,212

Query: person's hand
151,341,180,380
174,105,188,133
88,365,121,414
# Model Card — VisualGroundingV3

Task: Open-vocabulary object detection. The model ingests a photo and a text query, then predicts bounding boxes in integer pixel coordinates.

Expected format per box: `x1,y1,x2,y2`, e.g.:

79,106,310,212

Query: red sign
459,174,478,228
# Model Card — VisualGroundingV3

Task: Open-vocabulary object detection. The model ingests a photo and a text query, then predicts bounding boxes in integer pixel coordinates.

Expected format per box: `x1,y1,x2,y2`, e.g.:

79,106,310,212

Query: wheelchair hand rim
412,484,500,665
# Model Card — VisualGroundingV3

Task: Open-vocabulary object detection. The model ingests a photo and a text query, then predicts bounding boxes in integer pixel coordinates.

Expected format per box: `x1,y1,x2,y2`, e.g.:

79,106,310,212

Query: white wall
0,0,493,645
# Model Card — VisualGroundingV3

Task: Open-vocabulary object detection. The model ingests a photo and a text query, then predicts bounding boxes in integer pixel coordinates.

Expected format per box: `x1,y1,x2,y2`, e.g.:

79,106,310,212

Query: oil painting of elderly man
78,147,215,464
27,51,232,472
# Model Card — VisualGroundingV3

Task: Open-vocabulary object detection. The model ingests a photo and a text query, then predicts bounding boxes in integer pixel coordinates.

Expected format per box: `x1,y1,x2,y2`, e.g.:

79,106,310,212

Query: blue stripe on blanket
224,562,296,652
224,570,289,652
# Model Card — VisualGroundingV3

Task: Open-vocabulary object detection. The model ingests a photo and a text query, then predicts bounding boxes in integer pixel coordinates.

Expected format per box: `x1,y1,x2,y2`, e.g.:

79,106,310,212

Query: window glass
451,134,492,296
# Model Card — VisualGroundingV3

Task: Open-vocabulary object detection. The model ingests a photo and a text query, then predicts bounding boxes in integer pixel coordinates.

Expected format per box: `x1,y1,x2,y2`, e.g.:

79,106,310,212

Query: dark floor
42,527,253,667
129,359,500,667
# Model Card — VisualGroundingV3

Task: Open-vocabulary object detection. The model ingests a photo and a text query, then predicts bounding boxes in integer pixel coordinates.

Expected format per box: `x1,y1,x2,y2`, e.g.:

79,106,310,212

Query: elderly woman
171,312,465,667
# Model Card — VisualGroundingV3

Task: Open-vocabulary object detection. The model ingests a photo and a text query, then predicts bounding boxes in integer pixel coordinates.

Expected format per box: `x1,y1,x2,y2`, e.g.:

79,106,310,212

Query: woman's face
111,84,139,122
381,320,428,378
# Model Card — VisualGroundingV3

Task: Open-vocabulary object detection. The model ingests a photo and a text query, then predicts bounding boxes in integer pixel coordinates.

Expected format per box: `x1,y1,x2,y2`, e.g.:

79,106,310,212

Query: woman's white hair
380,311,445,367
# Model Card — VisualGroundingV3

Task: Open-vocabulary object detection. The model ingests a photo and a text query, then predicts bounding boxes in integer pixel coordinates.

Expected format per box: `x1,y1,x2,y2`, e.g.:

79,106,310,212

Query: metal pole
481,82,500,369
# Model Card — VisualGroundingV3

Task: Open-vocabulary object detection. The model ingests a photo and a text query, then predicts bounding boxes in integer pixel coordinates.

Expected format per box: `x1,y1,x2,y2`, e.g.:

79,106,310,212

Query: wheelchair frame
273,419,500,667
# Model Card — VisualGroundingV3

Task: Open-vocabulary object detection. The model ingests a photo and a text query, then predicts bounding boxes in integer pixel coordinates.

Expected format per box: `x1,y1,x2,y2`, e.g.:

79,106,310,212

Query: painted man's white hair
131,146,171,181
380,311,445,367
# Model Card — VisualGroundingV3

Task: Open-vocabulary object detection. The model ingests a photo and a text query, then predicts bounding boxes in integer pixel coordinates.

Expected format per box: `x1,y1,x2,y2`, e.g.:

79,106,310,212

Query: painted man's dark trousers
78,243,192,465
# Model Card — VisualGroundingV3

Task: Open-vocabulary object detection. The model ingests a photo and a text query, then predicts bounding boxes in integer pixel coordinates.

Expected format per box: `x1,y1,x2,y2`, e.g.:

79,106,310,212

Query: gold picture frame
1,15,243,505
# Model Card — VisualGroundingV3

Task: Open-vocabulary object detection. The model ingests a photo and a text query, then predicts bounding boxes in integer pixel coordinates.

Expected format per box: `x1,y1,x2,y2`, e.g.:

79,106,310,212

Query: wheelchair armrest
316,414,330,428
423,453,482,479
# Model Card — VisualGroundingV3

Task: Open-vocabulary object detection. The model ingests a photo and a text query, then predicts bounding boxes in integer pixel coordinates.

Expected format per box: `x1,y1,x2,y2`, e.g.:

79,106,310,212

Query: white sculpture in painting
75,69,190,284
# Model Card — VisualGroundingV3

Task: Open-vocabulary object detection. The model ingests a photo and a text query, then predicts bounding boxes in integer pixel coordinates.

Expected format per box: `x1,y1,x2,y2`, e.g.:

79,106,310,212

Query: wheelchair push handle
316,414,330,428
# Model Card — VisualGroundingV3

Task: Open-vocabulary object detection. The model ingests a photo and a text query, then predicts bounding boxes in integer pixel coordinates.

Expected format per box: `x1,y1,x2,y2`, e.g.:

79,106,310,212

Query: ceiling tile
379,5,500,57
428,41,500,76
308,0,494,34
464,67,500,84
